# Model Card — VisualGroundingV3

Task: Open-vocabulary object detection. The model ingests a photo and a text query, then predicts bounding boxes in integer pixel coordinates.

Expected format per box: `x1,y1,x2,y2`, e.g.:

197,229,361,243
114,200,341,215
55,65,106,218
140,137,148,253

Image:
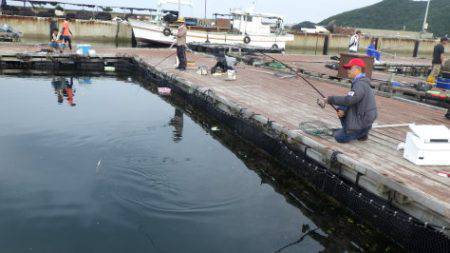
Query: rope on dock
298,120,335,136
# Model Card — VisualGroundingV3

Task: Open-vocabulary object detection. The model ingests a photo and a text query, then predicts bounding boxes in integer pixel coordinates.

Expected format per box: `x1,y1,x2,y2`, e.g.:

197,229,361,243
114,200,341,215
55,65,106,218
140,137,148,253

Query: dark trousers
176,45,186,70
334,118,371,143
211,56,233,74
61,35,72,50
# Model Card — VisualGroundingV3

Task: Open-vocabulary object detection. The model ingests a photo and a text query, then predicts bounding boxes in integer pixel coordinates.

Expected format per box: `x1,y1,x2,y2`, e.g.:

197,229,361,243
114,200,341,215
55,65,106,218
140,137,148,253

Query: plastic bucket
391,81,401,87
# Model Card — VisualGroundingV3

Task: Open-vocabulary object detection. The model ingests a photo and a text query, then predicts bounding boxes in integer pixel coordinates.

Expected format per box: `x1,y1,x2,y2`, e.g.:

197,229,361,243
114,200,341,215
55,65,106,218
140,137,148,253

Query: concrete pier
287,33,448,58
0,15,132,44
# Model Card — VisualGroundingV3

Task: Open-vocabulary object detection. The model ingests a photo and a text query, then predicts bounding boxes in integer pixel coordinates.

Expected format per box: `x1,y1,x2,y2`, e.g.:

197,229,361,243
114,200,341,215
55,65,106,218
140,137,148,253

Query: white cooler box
403,124,450,166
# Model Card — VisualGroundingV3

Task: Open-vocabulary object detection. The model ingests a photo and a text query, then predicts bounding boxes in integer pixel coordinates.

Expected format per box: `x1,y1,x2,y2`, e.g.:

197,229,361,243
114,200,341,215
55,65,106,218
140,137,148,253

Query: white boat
129,1,294,50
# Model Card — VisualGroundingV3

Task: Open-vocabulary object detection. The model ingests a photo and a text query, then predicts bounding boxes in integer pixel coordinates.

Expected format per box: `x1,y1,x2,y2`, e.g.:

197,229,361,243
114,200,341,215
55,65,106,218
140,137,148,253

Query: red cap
343,58,366,69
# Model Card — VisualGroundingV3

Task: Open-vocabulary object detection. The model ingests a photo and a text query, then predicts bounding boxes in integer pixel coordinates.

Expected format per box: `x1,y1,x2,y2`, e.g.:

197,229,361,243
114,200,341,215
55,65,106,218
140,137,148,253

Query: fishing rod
154,40,195,68
154,51,177,67
257,51,338,111
154,41,178,67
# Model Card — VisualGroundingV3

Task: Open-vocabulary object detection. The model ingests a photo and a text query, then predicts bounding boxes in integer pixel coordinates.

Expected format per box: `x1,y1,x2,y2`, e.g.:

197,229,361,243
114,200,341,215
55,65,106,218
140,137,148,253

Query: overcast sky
40,0,383,23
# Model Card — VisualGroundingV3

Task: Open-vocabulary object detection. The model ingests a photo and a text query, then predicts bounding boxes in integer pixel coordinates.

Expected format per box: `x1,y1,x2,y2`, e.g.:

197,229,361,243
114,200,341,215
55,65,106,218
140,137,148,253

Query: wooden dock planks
123,48,450,225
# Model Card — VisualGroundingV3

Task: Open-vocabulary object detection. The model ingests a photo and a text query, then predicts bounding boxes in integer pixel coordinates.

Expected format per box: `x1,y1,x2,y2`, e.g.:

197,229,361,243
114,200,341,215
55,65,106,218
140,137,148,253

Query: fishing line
258,52,338,111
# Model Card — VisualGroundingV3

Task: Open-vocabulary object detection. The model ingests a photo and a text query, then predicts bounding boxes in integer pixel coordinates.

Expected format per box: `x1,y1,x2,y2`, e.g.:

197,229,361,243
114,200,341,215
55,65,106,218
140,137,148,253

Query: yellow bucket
426,76,436,85
187,61,196,68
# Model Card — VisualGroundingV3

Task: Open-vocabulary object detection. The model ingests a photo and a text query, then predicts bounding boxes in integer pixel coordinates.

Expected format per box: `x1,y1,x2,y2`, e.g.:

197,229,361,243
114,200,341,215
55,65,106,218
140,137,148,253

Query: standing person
175,17,187,71
50,18,58,40
60,18,73,51
348,30,362,53
427,37,448,84
0,0,6,14
321,58,378,143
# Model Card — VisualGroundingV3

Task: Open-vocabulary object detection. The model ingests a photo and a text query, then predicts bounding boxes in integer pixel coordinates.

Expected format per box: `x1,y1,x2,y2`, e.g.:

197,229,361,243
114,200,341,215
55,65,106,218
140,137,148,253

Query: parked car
0,24,22,42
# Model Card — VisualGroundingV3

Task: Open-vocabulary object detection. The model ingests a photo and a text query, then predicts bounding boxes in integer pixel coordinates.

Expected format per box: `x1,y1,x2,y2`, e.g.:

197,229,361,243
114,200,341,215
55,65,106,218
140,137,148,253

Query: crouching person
49,29,65,53
211,52,237,74
323,58,378,143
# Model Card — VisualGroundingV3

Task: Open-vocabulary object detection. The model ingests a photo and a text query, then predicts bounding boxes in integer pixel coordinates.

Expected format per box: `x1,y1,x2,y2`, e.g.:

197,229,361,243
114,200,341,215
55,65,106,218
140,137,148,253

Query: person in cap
427,37,448,84
322,58,378,143
175,17,187,70
348,30,362,53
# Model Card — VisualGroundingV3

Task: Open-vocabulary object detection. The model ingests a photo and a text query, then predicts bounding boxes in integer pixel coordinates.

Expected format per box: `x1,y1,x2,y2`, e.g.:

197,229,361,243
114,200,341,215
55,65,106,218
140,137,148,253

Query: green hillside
320,0,449,37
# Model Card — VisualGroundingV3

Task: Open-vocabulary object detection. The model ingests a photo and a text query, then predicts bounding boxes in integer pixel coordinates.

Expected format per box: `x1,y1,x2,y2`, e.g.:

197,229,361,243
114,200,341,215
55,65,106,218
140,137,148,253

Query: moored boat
129,2,294,50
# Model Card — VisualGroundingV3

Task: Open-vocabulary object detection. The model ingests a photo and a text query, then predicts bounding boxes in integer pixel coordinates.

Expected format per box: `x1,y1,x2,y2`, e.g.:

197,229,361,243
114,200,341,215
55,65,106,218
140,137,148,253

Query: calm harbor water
0,76,399,252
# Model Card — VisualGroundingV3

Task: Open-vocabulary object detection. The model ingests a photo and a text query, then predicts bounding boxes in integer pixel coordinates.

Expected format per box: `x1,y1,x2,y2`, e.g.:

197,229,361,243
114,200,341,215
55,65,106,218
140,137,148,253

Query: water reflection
169,108,184,142
51,77,76,106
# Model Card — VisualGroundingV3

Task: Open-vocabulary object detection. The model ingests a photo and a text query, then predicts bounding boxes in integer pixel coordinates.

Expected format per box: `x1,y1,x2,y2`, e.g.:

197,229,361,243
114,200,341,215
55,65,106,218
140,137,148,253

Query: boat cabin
213,10,287,36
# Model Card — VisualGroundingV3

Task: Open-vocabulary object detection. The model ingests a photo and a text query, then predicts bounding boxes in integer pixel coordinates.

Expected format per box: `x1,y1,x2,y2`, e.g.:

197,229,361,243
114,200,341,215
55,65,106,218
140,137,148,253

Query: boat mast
422,0,431,33
204,0,207,19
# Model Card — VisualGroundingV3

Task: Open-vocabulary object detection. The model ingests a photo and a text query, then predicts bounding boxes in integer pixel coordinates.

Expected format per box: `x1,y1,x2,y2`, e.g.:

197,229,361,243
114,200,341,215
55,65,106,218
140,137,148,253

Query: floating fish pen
1,48,449,252
231,53,449,109
128,56,449,252
374,62,431,76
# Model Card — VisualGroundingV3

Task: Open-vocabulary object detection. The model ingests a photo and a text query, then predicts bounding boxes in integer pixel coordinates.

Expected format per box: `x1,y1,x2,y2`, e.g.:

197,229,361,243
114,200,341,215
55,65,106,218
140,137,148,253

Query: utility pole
422,0,431,33
204,0,207,19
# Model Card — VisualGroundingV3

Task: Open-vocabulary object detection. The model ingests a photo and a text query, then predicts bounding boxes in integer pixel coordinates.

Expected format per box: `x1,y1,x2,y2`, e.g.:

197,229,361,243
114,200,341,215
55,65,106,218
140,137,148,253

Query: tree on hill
319,0,449,37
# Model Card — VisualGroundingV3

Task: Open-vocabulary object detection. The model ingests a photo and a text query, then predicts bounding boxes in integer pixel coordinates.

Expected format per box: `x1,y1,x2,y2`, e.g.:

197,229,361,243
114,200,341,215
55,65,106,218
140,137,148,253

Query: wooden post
115,20,120,48
314,35,319,55
323,35,329,55
413,40,420,58
131,30,137,48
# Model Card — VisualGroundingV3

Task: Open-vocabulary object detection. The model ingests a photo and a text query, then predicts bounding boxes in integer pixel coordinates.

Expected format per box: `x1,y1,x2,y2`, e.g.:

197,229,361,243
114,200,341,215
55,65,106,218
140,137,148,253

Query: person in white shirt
349,30,362,53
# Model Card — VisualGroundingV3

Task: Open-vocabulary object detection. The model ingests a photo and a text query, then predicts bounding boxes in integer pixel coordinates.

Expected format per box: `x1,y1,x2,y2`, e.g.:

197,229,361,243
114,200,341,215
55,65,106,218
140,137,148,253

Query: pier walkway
117,48,450,229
